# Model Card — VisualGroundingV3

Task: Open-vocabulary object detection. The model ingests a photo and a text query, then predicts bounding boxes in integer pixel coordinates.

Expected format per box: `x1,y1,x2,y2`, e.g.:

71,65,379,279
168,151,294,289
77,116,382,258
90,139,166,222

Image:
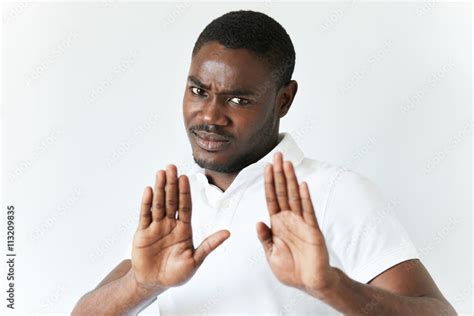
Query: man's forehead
189,43,271,88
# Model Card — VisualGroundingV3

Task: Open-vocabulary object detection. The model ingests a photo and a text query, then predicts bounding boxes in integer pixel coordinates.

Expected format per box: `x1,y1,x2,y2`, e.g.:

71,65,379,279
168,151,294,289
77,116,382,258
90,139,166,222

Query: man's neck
203,133,281,192
204,170,239,192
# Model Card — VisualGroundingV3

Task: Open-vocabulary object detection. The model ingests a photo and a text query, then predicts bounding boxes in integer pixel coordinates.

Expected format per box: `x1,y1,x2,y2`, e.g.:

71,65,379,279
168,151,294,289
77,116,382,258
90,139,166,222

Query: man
72,10,456,315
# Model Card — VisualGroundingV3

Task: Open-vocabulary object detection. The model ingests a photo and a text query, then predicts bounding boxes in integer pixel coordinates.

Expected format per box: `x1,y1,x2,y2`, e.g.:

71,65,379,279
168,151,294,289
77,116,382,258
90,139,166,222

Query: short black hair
192,10,295,88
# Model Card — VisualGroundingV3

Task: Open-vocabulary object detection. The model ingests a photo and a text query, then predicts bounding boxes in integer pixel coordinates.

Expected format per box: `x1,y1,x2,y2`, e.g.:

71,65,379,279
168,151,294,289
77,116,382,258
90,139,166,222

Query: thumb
194,229,230,266
256,222,273,254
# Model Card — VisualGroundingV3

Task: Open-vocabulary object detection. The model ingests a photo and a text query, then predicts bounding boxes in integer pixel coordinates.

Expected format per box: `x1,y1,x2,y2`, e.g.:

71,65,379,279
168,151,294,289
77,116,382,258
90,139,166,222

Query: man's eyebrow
187,75,257,96
188,75,209,89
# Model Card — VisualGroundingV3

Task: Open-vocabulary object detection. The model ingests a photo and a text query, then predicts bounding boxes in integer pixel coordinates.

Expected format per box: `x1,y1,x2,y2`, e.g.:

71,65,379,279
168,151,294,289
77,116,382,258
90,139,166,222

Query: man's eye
191,87,206,96
228,97,250,106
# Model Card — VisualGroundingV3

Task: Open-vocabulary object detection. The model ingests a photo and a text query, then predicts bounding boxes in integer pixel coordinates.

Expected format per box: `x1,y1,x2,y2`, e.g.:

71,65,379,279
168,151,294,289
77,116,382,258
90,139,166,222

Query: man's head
183,10,298,173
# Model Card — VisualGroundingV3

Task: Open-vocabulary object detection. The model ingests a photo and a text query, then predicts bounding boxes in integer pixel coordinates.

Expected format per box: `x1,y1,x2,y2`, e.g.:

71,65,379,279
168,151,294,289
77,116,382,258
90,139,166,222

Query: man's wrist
304,267,344,301
109,269,163,316
125,268,166,299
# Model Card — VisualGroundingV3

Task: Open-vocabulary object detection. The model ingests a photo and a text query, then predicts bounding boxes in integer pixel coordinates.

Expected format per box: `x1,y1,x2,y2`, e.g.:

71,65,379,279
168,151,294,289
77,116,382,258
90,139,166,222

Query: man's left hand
256,151,339,299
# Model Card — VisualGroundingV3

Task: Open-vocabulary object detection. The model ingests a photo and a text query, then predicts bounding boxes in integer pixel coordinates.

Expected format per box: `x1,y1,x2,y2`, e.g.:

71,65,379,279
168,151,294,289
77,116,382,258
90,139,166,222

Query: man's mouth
192,130,231,152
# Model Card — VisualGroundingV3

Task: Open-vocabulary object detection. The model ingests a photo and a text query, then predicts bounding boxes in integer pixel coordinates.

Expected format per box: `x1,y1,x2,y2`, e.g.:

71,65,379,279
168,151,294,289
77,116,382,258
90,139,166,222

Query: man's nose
201,97,228,126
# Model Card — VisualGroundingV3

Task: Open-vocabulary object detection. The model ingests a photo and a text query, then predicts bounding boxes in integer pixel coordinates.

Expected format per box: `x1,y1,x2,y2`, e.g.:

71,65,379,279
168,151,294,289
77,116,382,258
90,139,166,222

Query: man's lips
192,130,231,152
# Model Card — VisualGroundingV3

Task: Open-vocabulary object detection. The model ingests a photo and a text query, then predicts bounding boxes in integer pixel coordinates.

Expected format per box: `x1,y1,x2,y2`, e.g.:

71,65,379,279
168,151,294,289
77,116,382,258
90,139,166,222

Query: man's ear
277,80,298,118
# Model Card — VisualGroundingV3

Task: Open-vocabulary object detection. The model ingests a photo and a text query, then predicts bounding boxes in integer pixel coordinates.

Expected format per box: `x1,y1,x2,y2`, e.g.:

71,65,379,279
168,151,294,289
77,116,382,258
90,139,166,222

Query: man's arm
257,152,456,316
310,259,456,315
72,166,230,315
71,259,165,316
94,259,132,289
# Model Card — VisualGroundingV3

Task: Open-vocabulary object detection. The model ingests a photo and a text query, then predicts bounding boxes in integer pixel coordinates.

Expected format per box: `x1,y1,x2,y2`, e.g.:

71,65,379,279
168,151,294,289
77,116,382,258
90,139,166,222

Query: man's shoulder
297,157,346,183
298,157,378,197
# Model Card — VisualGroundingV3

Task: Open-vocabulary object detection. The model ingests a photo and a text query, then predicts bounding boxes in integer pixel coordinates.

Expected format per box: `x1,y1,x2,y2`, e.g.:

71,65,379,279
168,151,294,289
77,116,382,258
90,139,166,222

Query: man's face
183,42,281,173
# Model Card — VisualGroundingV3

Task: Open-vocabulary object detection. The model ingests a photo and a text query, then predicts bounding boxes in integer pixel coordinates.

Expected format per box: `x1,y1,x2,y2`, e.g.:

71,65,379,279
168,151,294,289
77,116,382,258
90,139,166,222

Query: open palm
256,152,337,295
132,165,230,290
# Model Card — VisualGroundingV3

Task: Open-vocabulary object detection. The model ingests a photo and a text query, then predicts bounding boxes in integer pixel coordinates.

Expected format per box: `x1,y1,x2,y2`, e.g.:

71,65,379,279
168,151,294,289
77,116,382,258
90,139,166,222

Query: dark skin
72,42,456,315
183,42,297,191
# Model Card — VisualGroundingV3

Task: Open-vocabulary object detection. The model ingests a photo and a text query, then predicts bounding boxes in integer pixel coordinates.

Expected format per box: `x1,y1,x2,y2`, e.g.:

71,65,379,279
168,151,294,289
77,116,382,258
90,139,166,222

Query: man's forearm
306,268,456,316
72,268,166,316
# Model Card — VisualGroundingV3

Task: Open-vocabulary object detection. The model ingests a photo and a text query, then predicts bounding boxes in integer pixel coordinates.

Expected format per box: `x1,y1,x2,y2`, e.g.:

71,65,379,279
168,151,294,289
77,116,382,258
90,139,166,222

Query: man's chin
193,155,241,174
194,158,226,172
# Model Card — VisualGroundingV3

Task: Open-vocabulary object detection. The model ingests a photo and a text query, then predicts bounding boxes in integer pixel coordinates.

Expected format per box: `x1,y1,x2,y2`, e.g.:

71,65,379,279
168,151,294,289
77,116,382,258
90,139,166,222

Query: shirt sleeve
321,169,420,284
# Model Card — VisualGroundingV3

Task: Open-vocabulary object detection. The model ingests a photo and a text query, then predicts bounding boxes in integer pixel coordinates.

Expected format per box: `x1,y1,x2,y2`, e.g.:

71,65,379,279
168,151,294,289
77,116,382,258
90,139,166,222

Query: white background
1,1,472,315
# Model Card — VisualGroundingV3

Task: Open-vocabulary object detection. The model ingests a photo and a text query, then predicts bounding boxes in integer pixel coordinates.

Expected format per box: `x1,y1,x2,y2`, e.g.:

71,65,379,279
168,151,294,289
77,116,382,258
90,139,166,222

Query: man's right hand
130,164,230,291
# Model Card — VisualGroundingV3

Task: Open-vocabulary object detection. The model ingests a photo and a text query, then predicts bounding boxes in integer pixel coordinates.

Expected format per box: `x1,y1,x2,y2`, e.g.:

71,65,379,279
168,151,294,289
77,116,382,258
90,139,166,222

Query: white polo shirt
124,132,419,315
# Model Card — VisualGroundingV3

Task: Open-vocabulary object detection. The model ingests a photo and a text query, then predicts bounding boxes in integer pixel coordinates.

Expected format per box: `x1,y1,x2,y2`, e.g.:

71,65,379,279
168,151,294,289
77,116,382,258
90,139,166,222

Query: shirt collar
188,132,305,192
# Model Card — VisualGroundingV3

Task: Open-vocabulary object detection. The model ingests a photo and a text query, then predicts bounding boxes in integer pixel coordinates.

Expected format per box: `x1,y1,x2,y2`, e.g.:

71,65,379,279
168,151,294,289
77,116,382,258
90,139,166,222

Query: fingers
273,152,290,211
299,182,320,229
256,222,273,255
264,164,280,216
149,165,184,223
165,165,179,219
283,161,303,216
152,170,166,221
177,175,192,224
267,152,302,216
138,186,153,229
194,230,231,267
